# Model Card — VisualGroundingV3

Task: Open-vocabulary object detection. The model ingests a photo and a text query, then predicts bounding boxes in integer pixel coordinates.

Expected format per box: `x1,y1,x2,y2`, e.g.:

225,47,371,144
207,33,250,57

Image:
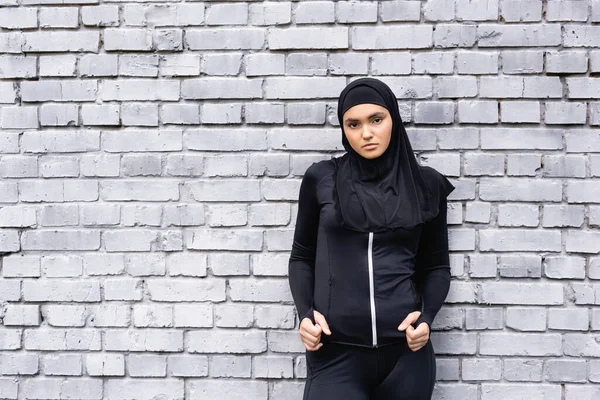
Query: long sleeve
413,193,452,331
288,165,321,325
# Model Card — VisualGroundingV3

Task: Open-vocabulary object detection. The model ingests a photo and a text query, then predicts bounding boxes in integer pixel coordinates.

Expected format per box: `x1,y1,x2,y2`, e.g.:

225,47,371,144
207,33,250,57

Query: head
342,103,393,160
337,79,397,160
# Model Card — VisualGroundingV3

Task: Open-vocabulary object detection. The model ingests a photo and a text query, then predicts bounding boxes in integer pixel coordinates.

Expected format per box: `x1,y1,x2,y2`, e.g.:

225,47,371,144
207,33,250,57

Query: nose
362,126,373,140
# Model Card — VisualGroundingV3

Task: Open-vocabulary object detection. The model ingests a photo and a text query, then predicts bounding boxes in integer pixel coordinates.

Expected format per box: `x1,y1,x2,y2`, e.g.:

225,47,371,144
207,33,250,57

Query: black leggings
303,339,436,400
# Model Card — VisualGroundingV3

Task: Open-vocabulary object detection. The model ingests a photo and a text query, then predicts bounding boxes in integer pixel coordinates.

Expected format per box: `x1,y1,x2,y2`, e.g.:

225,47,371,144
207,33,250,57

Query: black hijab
334,77,454,233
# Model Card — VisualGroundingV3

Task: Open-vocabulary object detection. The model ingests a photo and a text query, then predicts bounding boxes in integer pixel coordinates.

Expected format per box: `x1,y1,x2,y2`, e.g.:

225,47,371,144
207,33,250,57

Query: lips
363,143,378,148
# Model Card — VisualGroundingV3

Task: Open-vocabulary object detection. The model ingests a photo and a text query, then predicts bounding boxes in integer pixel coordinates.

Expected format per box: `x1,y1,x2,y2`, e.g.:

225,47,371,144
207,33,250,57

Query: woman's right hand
300,310,332,351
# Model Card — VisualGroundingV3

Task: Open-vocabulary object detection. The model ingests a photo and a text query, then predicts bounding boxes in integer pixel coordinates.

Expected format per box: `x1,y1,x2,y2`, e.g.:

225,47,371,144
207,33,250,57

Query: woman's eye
372,118,382,124
349,123,358,128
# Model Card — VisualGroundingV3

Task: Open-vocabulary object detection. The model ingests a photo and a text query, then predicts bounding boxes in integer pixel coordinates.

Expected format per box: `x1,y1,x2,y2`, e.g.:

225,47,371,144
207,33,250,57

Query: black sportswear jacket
288,159,452,348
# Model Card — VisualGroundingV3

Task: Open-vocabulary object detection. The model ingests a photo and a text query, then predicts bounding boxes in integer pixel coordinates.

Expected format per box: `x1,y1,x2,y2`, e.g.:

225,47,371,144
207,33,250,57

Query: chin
358,150,384,159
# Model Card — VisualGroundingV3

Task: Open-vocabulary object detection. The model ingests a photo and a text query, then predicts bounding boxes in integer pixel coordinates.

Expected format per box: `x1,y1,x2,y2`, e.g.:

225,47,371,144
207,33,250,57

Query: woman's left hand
397,311,430,352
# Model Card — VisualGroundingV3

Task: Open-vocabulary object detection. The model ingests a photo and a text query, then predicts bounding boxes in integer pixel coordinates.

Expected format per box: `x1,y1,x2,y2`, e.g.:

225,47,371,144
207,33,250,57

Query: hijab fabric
334,77,455,233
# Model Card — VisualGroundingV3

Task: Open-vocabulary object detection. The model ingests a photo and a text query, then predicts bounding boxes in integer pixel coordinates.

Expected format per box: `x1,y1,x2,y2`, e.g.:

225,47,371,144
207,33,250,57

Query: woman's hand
397,311,430,352
300,310,332,351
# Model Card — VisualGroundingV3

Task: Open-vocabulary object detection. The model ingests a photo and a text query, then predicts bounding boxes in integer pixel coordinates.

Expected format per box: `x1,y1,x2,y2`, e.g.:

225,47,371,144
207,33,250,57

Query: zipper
367,232,377,347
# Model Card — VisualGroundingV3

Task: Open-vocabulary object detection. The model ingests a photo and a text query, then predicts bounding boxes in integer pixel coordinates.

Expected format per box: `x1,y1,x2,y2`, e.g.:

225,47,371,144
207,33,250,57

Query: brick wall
1,1,600,399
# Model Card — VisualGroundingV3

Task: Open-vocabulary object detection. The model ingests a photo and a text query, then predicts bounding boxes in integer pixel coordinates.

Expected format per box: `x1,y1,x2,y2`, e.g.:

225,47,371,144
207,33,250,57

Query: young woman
288,77,455,400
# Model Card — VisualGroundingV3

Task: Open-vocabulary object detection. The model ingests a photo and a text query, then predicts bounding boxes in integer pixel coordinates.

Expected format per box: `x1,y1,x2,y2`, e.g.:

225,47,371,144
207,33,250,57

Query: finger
398,311,421,331
303,320,322,336
314,314,332,336
299,330,321,347
305,342,323,351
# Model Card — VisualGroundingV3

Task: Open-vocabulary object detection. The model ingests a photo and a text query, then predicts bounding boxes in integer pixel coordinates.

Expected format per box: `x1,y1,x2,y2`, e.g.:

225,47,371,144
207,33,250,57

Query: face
342,103,393,159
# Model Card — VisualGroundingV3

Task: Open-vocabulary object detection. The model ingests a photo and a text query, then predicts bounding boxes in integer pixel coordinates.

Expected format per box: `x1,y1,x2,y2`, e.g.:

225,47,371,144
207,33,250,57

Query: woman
288,77,454,400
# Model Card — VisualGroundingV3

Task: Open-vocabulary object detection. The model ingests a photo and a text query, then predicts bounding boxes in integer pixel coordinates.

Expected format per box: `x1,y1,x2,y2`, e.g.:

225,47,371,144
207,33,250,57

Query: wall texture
1,0,600,399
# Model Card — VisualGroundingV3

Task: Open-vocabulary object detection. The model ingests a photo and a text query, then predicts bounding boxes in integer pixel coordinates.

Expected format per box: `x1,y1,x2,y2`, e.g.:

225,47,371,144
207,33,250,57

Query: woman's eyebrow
344,112,386,123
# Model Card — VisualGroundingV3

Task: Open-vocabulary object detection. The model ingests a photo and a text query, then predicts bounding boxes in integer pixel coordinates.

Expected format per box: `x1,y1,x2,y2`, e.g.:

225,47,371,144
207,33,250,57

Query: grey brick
185,28,264,50
168,355,208,377
201,103,242,124
81,104,120,126
284,52,326,76
480,282,562,305
546,102,587,125
542,205,584,228
482,128,562,150
103,130,182,152
102,79,180,101
182,78,261,100
566,181,600,204
336,1,377,23
481,384,560,399
464,153,504,176
245,103,284,124
502,50,544,74
250,3,291,25
0,82,16,104
39,7,78,28
185,128,267,151
548,308,588,331
246,53,284,76
480,177,562,201
119,54,158,77
206,3,247,25
353,26,432,49
566,230,600,254
381,1,421,22
43,354,82,376
0,106,38,129
370,53,411,75
480,77,524,98
0,156,38,178
456,52,498,74
436,77,478,98
121,103,158,126
265,77,346,100
0,7,37,28
547,1,588,21
566,129,600,152
458,101,498,123
592,103,600,126
546,51,588,73
79,54,118,77
0,32,24,54
504,358,543,381
295,1,335,24
414,52,454,74
40,104,79,126
187,229,261,251
39,55,76,77
161,104,200,125
480,333,562,356
271,27,347,50
498,204,539,227
424,0,455,21
457,0,498,21
433,24,477,48
462,358,502,381
206,205,247,227
501,101,540,123
154,29,182,51
104,329,183,352
543,155,586,178
86,354,124,376
82,5,119,26
104,29,152,51
465,307,503,330
565,26,600,47
202,53,241,76
21,80,97,102
105,379,183,400
501,0,542,22
478,24,561,47
430,332,477,355
24,31,99,52
523,77,562,98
